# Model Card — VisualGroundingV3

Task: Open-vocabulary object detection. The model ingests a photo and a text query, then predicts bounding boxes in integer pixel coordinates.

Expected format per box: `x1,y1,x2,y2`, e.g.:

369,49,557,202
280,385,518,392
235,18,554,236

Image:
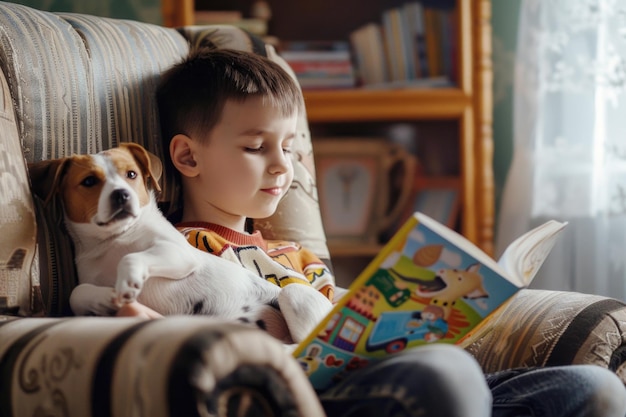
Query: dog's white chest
74,240,142,287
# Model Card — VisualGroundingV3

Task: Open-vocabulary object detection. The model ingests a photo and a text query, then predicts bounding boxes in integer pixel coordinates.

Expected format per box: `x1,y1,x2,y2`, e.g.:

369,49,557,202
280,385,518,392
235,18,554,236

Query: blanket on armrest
463,289,626,383
0,315,322,417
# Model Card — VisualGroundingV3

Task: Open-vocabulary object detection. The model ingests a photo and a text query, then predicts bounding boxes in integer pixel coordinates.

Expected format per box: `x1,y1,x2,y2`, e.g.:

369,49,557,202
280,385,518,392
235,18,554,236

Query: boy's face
187,97,297,223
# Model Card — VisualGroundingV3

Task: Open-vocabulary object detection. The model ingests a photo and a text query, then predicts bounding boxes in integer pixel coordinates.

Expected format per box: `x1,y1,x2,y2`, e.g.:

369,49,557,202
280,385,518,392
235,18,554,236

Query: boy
145,48,626,417
160,48,334,304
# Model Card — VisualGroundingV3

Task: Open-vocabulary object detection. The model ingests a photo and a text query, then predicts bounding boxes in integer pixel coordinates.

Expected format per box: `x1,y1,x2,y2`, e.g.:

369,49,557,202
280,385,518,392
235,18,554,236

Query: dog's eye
81,176,98,187
127,170,137,179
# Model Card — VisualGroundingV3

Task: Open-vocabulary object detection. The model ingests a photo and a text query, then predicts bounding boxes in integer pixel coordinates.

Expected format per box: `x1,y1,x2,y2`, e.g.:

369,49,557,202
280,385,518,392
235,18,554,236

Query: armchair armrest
0,316,323,417
463,289,626,383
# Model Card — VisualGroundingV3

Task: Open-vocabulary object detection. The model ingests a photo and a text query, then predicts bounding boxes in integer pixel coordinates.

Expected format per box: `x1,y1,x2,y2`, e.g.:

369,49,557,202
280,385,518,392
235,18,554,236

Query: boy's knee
396,344,485,382
581,366,626,417
321,345,492,417
390,345,492,416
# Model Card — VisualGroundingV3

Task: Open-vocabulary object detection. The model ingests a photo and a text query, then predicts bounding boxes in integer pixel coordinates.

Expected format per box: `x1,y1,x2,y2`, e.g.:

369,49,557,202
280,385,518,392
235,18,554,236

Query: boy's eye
245,146,263,153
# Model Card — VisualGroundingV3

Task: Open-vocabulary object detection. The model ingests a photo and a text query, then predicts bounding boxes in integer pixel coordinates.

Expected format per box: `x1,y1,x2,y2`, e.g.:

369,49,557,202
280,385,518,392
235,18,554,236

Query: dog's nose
111,189,131,206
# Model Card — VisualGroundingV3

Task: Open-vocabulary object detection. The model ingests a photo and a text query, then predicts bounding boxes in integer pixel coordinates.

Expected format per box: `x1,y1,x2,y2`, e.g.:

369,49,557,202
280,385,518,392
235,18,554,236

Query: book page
496,220,567,287
414,213,510,280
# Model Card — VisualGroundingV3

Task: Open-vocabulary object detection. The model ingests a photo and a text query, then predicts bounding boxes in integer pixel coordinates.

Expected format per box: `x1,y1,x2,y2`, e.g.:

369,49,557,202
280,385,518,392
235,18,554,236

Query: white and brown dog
28,143,332,343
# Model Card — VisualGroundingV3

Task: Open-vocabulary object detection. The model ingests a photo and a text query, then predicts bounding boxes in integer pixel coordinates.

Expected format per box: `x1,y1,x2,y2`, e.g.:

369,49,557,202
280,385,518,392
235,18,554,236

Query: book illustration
294,212,566,390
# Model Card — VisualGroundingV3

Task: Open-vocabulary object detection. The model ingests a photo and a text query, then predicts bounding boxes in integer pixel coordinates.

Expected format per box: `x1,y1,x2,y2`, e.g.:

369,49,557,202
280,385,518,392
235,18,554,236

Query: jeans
318,344,626,417
487,366,626,417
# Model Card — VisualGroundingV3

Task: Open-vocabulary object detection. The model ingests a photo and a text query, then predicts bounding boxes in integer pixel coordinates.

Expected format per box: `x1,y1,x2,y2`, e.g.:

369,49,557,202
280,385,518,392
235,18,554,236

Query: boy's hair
155,47,304,217
157,47,303,145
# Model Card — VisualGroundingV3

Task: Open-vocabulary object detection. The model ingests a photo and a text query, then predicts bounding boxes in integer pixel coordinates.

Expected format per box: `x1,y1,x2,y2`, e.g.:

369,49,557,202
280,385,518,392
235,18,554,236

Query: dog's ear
120,143,162,193
28,158,71,206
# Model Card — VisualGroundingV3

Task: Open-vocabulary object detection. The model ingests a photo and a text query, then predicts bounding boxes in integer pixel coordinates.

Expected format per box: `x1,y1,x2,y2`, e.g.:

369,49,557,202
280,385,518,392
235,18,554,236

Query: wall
9,0,162,25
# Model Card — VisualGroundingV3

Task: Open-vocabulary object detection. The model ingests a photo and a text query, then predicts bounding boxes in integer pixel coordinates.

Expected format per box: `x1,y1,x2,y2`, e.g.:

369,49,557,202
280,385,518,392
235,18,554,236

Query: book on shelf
362,76,452,90
402,1,429,78
423,7,441,77
279,41,356,90
293,212,567,391
349,22,389,85
279,41,353,64
296,75,356,90
348,1,456,87
382,7,410,82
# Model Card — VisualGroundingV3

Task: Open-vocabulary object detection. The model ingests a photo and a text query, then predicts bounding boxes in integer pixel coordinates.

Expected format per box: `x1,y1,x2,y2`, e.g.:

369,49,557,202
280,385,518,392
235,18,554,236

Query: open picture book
293,212,567,391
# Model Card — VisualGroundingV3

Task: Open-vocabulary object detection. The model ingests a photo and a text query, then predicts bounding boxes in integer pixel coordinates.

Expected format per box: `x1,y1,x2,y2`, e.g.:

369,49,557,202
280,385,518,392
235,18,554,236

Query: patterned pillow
463,289,626,383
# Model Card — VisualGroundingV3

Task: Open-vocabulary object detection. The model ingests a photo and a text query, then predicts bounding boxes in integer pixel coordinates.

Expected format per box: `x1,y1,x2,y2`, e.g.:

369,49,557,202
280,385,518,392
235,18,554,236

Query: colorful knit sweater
176,222,335,302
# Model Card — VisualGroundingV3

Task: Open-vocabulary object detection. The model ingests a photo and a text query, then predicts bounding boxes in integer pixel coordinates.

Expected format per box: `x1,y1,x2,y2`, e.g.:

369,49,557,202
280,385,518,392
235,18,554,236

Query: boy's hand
116,301,164,319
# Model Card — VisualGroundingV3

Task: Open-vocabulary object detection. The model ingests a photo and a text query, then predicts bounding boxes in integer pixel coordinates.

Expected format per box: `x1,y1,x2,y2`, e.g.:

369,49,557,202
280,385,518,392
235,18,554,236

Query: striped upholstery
0,315,323,417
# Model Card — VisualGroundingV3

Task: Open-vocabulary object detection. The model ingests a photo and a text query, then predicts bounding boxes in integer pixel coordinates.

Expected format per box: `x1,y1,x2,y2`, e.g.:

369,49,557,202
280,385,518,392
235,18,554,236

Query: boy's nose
268,150,290,174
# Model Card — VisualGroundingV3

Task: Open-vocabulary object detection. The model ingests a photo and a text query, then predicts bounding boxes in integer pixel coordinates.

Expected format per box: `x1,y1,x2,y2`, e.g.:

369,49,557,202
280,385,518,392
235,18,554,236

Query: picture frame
409,178,460,229
313,138,415,244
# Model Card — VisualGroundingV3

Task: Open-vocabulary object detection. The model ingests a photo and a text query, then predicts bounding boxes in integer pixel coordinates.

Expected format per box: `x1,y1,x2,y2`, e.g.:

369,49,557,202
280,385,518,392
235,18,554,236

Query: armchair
0,3,324,416
0,2,625,416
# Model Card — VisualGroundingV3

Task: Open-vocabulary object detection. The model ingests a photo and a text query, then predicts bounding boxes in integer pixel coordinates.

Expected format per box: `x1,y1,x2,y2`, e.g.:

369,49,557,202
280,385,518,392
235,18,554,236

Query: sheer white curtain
497,0,626,298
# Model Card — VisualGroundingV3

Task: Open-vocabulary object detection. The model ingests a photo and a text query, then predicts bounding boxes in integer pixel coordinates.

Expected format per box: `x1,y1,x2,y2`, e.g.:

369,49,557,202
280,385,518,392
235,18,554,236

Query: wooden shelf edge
303,87,471,122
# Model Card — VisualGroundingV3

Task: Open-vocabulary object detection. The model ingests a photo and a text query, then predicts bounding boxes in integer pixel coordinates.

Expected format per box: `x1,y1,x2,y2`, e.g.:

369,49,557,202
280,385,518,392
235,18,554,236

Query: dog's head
29,143,162,234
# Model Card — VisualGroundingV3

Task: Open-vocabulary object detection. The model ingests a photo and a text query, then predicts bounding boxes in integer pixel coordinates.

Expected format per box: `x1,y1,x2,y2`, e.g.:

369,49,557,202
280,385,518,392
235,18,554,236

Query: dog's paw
115,259,147,305
114,274,144,305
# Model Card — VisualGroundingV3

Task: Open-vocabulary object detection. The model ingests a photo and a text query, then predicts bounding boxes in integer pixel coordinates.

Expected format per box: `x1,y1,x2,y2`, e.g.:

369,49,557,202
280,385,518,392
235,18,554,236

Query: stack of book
349,1,456,88
279,41,356,90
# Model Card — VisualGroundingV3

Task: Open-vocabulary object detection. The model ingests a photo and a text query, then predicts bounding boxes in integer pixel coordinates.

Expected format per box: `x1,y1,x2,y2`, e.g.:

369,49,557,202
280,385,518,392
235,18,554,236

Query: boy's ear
170,134,199,178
